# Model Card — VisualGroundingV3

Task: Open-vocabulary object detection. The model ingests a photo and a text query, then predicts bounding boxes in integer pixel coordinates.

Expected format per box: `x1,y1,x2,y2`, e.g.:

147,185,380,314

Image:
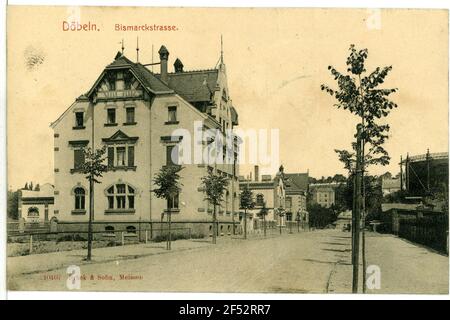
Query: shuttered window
108,147,114,167
107,145,136,168
128,146,134,166
74,149,85,169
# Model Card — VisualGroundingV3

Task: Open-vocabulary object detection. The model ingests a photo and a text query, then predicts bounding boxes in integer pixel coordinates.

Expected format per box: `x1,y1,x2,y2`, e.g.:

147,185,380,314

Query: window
75,112,84,127
106,184,135,211
27,207,39,217
73,149,85,170
126,226,136,234
108,145,135,168
167,193,179,210
74,187,85,210
126,107,135,124
107,108,116,124
105,226,115,234
168,106,177,122
166,145,179,166
116,147,126,166
256,194,264,207
286,197,292,208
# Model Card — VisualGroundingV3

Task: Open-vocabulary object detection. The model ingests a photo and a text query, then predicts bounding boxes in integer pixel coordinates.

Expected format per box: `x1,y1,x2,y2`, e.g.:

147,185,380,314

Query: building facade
18,183,55,223
238,167,310,231
51,45,240,235
381,177,401,196
309,182,340,208
284,173,309,223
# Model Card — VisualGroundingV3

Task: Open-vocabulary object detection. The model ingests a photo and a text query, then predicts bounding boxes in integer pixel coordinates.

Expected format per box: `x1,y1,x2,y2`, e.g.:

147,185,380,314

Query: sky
7,6,449,189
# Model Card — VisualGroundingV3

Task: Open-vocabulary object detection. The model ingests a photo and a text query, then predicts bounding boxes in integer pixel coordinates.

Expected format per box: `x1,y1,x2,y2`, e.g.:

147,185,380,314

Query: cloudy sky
7,6,448,188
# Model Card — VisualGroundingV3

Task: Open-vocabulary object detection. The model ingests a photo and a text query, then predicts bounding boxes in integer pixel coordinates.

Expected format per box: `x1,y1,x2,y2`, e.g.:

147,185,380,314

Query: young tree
152,165,184,250
321,44,398,293
277,210,285,235
29,181,33,191
257,201,269,237
81,146,108,261
201,168,229,244
239,184,254,240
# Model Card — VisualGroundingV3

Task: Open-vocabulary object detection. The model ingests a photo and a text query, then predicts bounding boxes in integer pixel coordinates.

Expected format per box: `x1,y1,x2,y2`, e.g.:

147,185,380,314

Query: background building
18,183,55,223
309,182,341,208
382,177,401,196
284,173,309,223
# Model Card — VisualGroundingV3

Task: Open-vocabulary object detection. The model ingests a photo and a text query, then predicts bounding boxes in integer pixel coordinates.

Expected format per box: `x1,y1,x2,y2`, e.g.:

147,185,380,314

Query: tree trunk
232,211,235,235
86,177,94,261
279,214,282,235
212,205,217,244
352,124,363,293
244,209,247,239
167,210,172,250
263,215,266,237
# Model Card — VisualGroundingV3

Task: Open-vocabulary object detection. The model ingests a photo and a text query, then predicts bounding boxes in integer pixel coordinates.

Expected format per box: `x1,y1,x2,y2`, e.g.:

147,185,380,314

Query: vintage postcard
5,5,449,295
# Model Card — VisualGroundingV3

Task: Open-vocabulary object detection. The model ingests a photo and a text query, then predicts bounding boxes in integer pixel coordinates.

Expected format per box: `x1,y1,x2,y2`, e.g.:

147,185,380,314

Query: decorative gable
102,130,139,145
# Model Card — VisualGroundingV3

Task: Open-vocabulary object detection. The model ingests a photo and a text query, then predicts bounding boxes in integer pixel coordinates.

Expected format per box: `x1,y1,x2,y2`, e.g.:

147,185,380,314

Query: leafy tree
201,168,229,244
321,44,398,293
322,44,398,173
307,203,338,229
24,182,28,190
240,184,254,240
7,190,19,220
29,181,33,191
34,183,40,191
152,165,184,250
81,146,108,261
257,201,269,237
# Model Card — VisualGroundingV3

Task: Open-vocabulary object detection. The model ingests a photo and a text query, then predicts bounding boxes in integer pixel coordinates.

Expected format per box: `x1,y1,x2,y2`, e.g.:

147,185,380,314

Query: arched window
126,226,136,234
105,226,115,234
27,207,39,217
106,184,135,210
74,187,85,210
256,194,264,206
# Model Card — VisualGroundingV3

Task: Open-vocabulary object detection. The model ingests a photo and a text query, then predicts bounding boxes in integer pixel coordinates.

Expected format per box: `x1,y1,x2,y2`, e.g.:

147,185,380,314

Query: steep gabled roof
230,106,239,125
285,173,309,193
87,53,173,98
156,69,219,103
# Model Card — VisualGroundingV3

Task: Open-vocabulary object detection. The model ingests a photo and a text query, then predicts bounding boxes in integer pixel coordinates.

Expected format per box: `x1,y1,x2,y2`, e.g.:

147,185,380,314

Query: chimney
174,58,184,73
254,165,259,182
158,45,169,83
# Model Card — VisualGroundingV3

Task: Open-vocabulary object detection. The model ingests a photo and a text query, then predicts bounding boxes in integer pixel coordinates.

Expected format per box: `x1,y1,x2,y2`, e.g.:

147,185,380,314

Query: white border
1,0,450,301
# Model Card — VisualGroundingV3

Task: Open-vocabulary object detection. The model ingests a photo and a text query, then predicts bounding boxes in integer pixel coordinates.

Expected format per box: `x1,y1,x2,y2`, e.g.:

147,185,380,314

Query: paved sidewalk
8,237,234,277
328,232,449,294
7,233,280,277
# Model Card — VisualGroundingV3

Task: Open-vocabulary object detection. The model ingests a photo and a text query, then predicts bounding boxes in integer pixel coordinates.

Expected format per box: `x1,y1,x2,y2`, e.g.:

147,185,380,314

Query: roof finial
136,37,139,62
220,34,224,65
121,39,125,55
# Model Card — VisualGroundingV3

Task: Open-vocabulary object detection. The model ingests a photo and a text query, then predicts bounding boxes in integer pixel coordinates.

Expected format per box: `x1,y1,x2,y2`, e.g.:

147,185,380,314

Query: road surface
8,229,448,293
